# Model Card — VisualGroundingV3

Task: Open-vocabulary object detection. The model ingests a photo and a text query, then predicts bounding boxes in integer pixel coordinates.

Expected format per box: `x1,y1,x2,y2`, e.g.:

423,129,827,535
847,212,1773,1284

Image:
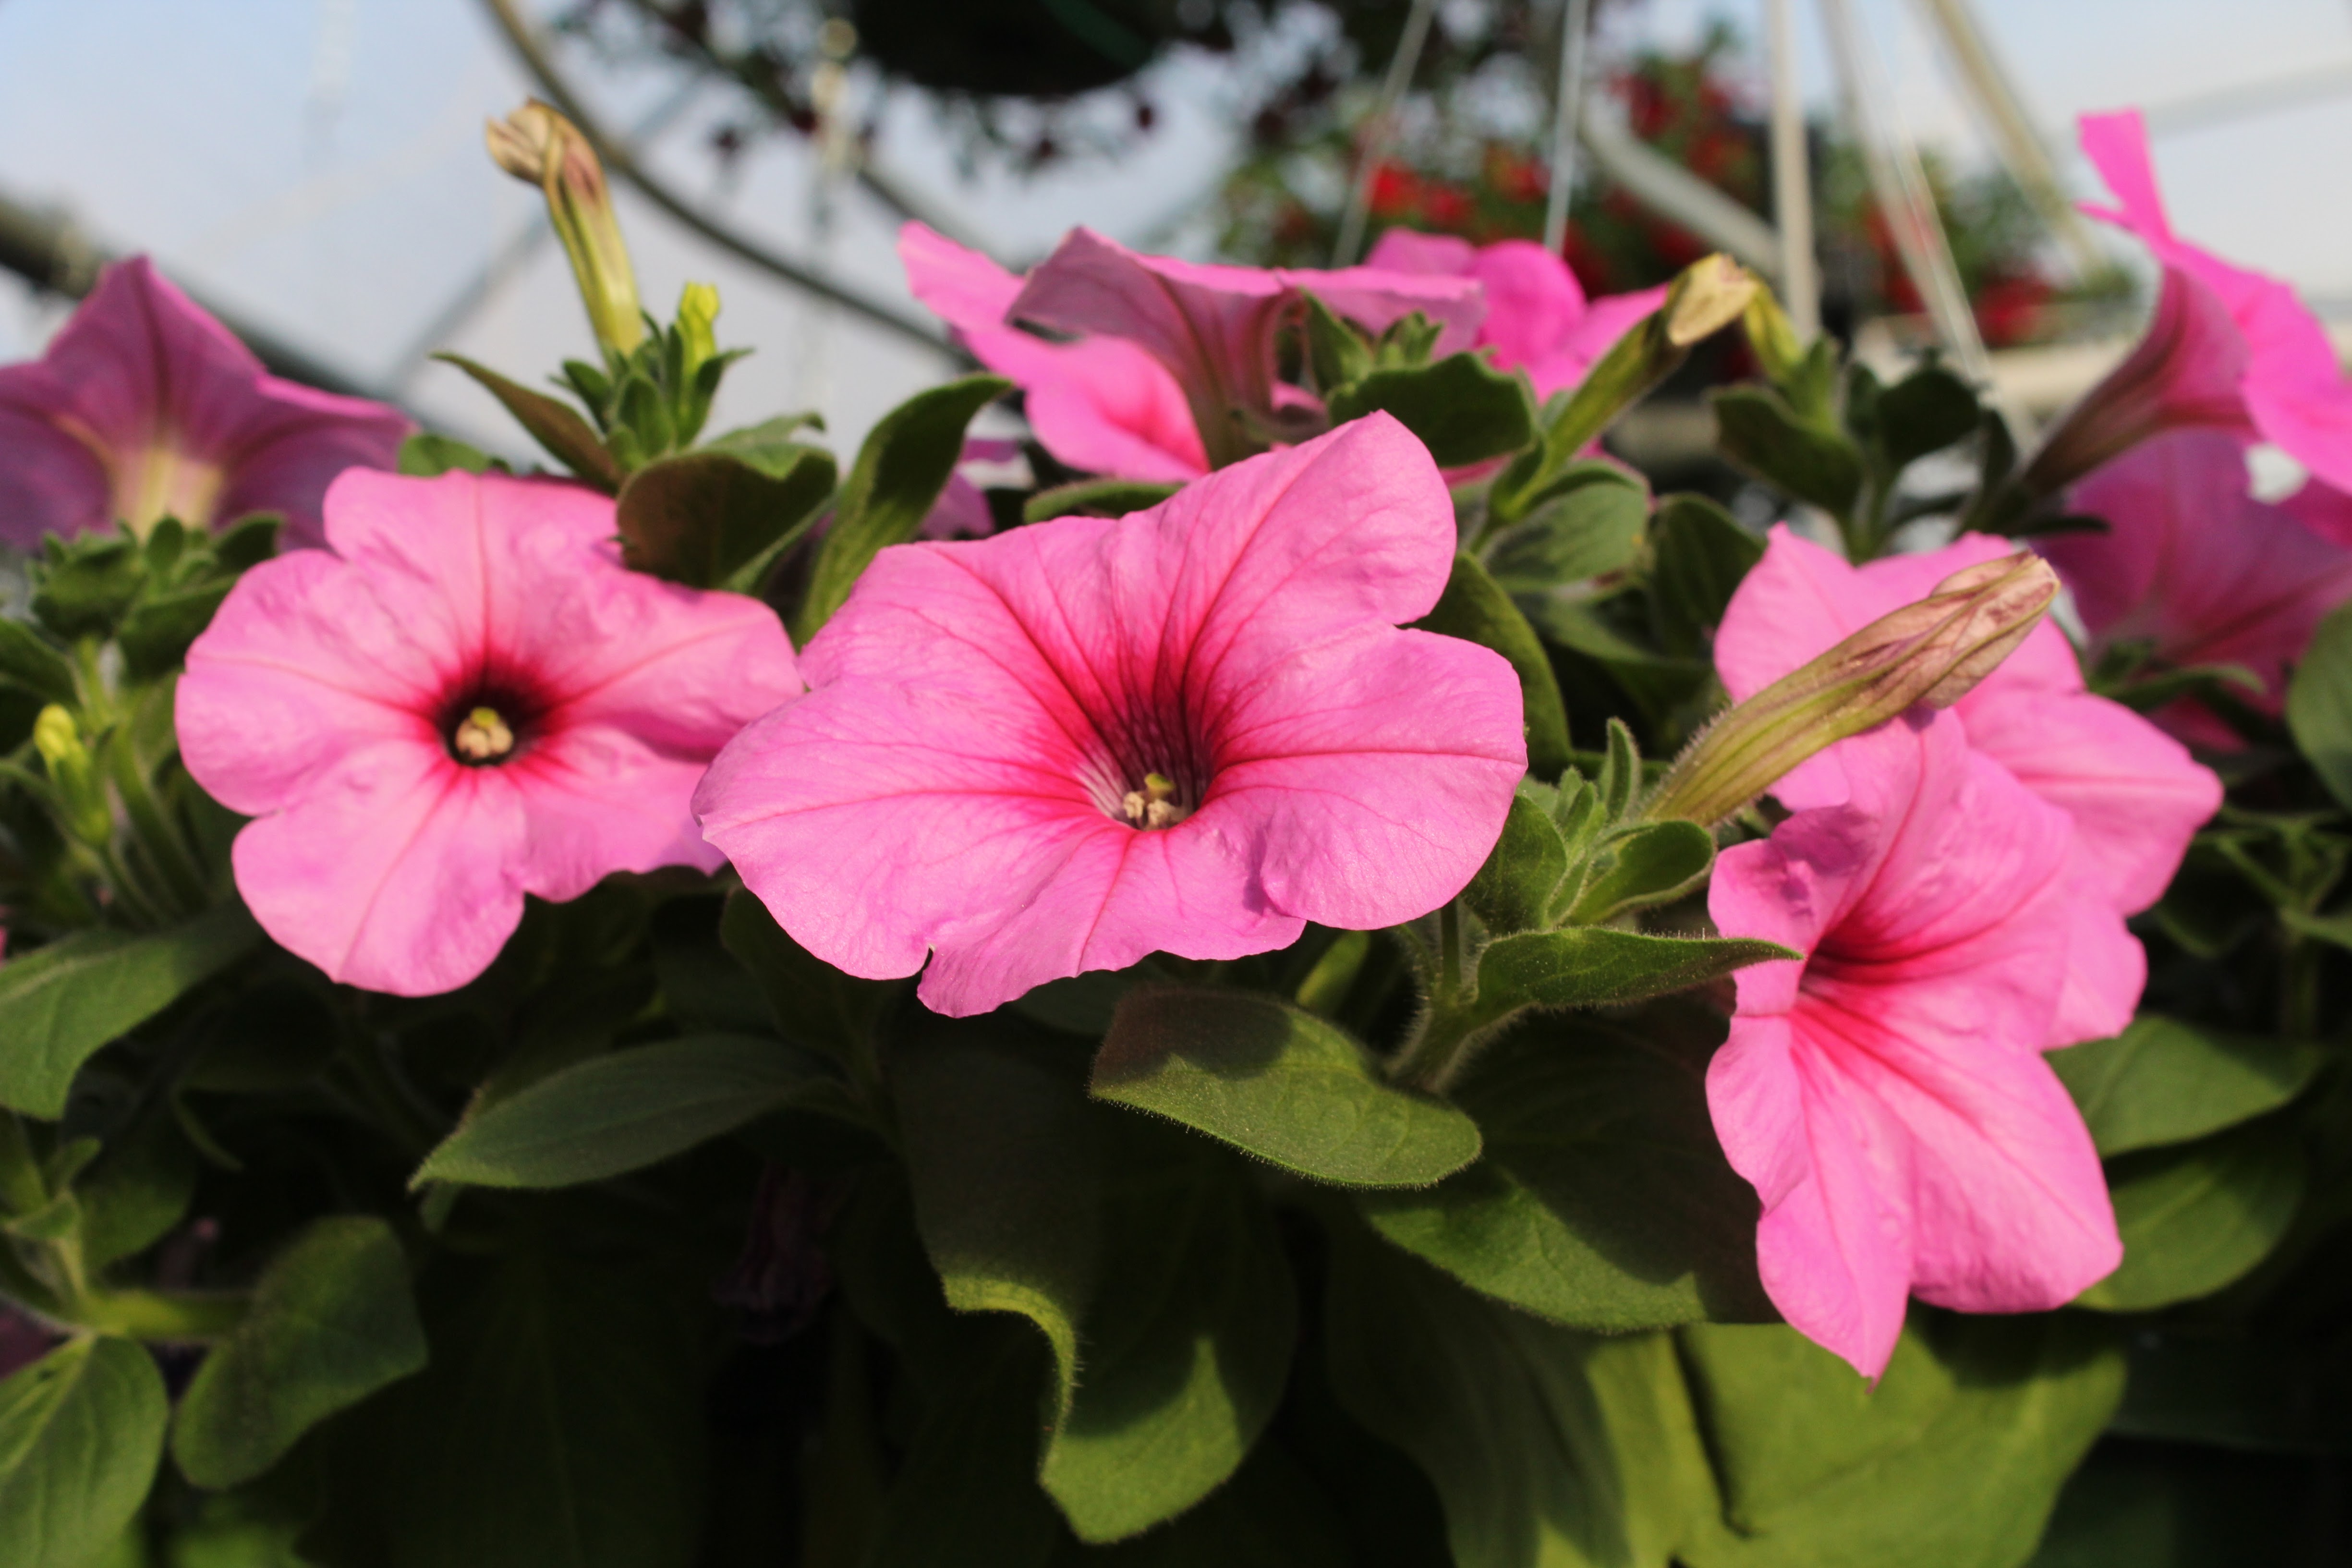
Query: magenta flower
177,469,799,997
2049,431,2352,748
0,257,410,548
696,414,1527,1018
2043,110,2352,493
1364,230,1668,400
900,224,1209,484
1009,227,1482,470
1708,710,2122,1378
1715,528,2220,1042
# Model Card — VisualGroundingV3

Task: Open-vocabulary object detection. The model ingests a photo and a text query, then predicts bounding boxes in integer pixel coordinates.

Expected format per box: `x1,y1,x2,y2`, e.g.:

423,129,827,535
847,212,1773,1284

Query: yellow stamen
453,706,516,762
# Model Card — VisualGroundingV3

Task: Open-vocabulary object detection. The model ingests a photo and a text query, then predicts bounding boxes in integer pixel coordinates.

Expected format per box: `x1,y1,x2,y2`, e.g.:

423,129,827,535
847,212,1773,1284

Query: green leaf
1024,478,1183,524
1459,787,1571,937
718,889,893,1062
117,579,233,680
0,906,261,1118
1041,1128,1297,1543
614,445,835,589
1474,926,1792,1021
75,1111,198,1271
1482,470,1649,595
172,1216,428,1489
1325,353,1540,469
0,1337,169,1568
1677,1313,2123,1568
0,620,76,706
367,1252,706,1568
1413,551,1573,778
434,355,622,491
396,433,501,477
2076,1122,2307,1312
32,535,144,641
1055,1441,1353,1568
1091,986,1481,1189
866,1322,1064,1568
1874,365,1983,471
413,1034,830,1189
1300,292,1375,395
1361,1005,1774,1331
2288,600,2352,813
895,1022,1102,1424
1324,1218,1721,1568
1564,821,1716,926
793,374,1010,642
1648,493,1762,656
2049,1014,2325,1158
1708,387,1864,521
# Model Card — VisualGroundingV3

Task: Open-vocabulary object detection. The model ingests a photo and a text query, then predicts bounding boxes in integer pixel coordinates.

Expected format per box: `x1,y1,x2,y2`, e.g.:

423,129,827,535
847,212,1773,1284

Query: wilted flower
0,258,410,547
696,415,1526,1018
178,469,799,996
2050,431,2352,747
2026,109,2352,497
1708,710,2122,1379
1362,230,1668,399
1716,528,2221,1043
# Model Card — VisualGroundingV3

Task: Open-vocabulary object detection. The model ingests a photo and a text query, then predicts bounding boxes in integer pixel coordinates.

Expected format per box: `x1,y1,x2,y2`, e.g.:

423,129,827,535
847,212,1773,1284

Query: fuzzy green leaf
0,1337,169,1568
1325,353,1540,468
1091,986,1481,1189
0,906,261,1118
614,444,834,589
1648,492,1762,656
1474,926,1792,1019
1565,821,1717,925
1460,787,1573,937
2049,1014,2325,1158
434,355,622,490
413,1034,829,1189
2076,1123,2307,1312
1709,386,1864,521
1360,1006,1774,1331
794,374,1009,642
1483,468,1649,595
172,1216,427,1488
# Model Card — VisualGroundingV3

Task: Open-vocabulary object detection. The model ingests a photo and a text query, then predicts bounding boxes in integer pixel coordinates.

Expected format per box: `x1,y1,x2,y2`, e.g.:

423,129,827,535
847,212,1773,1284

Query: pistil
452,706,516,763
1121,772,1189,830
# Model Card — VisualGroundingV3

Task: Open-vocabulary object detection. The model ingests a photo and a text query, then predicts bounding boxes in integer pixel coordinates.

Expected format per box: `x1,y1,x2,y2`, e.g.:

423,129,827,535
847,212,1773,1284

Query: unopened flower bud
1740,277,1807,385
33,705,111,846
1664,254,1760,349
676,282,720,382
486,100,644,357
1643,552,2060,827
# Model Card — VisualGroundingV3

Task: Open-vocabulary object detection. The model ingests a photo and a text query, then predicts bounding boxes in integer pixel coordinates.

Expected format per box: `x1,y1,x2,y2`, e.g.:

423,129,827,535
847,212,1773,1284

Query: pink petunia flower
2040,111,2352,495
1716,528,2220,1043
1707,710,2122,1378
177,469,799,997
695,414,1527,1018
1009,227,1484,470
0,257,411,548
1363,230,1669,400
900,224,1210,484
2049,431,2352,748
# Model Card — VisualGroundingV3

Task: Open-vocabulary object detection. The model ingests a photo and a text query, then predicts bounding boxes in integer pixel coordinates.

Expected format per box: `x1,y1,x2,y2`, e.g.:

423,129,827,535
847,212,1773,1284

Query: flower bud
1643,552,2060,827
1664,254,1761,349
1740,277,1807,386
485,100,645,357
33,705,111,847
676,282,720,383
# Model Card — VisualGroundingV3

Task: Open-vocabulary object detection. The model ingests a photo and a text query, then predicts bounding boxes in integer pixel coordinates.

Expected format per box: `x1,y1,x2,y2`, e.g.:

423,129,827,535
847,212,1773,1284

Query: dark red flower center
437,675,550,767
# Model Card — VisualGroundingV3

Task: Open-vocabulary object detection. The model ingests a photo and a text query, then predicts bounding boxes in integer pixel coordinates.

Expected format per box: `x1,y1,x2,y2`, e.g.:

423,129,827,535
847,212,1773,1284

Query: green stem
67,1288,246,1342
108,751,209,919
0,1115,46,1216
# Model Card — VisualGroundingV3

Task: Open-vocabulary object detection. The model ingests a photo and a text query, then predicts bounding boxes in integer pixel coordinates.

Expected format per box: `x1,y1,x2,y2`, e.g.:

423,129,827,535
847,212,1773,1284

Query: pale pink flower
1009,227,1483,470
2044,111,2352,494
900,224,1209,484
1708,710,2122,1378
2049,431,2352,748
1716,528,2220,1043
0,257,410,547
177,469,799,997
696,414,1526,1018
1364,230,1668,400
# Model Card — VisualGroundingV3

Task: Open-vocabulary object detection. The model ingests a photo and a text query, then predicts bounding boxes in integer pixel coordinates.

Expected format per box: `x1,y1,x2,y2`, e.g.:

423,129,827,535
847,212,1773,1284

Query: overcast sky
3,0,2349,456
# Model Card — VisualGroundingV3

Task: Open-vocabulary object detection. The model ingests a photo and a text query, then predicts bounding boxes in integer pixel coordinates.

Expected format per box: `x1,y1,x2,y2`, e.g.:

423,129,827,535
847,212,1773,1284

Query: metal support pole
1766,0,1820,339
1543,0,1593,255
1333,0,1440,266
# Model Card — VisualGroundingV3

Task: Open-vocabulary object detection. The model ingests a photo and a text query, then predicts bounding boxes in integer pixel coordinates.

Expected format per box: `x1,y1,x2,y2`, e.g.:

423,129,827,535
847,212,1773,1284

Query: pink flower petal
698,414,1524,1016
0,364,109,547
1708,713,2117,1378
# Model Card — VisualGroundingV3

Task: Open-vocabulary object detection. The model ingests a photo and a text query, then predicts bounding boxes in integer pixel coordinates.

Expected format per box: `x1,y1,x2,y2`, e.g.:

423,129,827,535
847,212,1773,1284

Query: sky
2,0,2349,457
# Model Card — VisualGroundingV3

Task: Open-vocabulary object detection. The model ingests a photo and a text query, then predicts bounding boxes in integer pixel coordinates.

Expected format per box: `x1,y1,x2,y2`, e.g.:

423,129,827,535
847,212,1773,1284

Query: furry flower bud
1645,551,2060,826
